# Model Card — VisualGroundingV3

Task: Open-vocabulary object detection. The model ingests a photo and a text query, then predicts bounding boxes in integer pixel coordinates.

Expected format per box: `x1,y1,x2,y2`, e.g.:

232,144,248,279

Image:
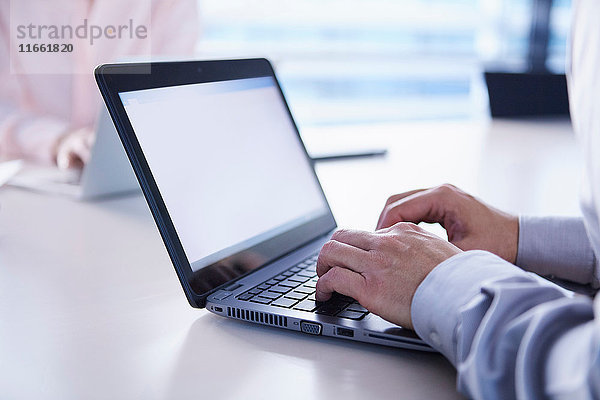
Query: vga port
300,321,322,335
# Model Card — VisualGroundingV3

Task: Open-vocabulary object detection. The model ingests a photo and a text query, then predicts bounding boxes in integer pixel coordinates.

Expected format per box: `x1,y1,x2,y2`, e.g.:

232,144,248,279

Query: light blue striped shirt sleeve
411,250,600,399
516,216,598,289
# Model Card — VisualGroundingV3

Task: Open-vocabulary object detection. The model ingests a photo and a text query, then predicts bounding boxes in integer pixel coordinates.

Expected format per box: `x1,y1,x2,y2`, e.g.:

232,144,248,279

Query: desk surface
0,118,578,399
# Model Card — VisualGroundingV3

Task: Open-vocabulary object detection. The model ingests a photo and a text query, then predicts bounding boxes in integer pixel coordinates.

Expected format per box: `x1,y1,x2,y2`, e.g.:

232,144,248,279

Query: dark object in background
310,149,387,162
485,72,569,117
484,0,570,118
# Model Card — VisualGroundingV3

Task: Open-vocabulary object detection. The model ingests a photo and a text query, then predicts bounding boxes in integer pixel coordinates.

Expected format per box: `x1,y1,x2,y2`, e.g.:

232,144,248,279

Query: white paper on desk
0,160,23,187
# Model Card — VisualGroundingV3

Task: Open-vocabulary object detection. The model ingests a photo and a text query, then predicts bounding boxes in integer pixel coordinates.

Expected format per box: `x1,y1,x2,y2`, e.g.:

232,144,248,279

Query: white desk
0,118,578,399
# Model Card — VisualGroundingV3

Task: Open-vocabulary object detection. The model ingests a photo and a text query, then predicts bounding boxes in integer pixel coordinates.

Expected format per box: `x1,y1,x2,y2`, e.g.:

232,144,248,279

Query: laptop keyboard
236,254,369,320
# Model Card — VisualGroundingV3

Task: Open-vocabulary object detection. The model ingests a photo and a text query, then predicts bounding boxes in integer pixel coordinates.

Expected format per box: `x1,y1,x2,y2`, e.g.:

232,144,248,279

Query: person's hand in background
54,127,95,170
316,224,461,329
377,184,519,263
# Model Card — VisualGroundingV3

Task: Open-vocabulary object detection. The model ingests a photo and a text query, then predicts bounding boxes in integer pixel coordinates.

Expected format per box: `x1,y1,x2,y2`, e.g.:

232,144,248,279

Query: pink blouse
0,0,199,164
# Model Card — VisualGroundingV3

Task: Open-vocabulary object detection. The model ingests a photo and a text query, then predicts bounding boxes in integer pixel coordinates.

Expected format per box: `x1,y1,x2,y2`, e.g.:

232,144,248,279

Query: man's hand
377,184,519,263
54,127,95,170
316,224,461,329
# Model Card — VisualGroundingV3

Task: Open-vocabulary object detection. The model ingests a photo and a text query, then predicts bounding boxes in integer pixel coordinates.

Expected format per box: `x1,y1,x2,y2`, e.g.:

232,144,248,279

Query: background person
0,0,198,168
315,0,600,397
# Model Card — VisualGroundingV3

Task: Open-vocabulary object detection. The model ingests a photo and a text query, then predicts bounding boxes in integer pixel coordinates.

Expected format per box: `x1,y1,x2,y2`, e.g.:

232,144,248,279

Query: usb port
336,327,354,337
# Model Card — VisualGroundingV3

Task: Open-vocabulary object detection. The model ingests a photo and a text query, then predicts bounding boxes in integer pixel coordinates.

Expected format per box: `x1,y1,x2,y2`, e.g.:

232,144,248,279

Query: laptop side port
300,321,322,335
336,327,354,338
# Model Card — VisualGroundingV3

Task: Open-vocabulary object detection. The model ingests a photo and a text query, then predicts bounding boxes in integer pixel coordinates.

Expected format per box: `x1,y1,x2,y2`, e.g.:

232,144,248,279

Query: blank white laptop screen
119,77,329,272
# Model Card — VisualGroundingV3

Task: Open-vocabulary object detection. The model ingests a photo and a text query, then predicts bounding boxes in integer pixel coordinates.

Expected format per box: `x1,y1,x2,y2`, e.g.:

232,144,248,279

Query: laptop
9,105,140,200
95,58,432,351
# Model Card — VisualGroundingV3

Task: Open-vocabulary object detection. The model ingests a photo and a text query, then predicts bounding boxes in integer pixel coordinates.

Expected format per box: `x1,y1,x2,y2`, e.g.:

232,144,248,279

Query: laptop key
237,293,254,301
306,293,316,301
315,302,346,316
337,310,367,320
271,297,298,308
282,271,294,277
259,291,282,300
266,279,279,286
288,275,310,283
269,285,293,294
285,291,307,300
335,294,354,303
294,286,314,295
346,303,369,313
293,299,319,312
273,274,287,281
296,271,315,278
279,279,301,288
251,296,273,305
257,284,271,290
248,289,263,295
303,282,317,289
289,267,302,273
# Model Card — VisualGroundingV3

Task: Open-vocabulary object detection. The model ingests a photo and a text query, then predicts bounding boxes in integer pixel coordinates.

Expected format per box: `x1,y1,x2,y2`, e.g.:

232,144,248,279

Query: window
197,0,571,128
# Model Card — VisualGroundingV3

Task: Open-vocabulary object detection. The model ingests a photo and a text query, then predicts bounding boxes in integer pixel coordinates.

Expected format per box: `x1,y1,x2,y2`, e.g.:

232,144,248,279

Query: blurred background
195,0,571,130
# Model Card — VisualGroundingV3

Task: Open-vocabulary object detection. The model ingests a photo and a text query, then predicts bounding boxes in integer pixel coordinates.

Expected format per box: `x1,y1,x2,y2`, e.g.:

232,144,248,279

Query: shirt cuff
411,250,529,364
516,216,596,285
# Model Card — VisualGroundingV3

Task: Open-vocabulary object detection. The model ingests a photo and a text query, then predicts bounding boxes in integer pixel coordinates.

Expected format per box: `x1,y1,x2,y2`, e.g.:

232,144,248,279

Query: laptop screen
118,76,331,290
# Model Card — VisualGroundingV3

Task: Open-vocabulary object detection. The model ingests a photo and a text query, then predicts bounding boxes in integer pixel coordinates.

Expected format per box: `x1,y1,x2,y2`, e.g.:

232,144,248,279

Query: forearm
0,108,68,164
517,216,598,288
412,251,599,399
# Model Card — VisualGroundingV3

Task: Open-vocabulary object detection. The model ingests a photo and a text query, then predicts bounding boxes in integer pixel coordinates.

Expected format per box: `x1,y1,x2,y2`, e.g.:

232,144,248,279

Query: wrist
505,214,519,264
51,128,71,166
